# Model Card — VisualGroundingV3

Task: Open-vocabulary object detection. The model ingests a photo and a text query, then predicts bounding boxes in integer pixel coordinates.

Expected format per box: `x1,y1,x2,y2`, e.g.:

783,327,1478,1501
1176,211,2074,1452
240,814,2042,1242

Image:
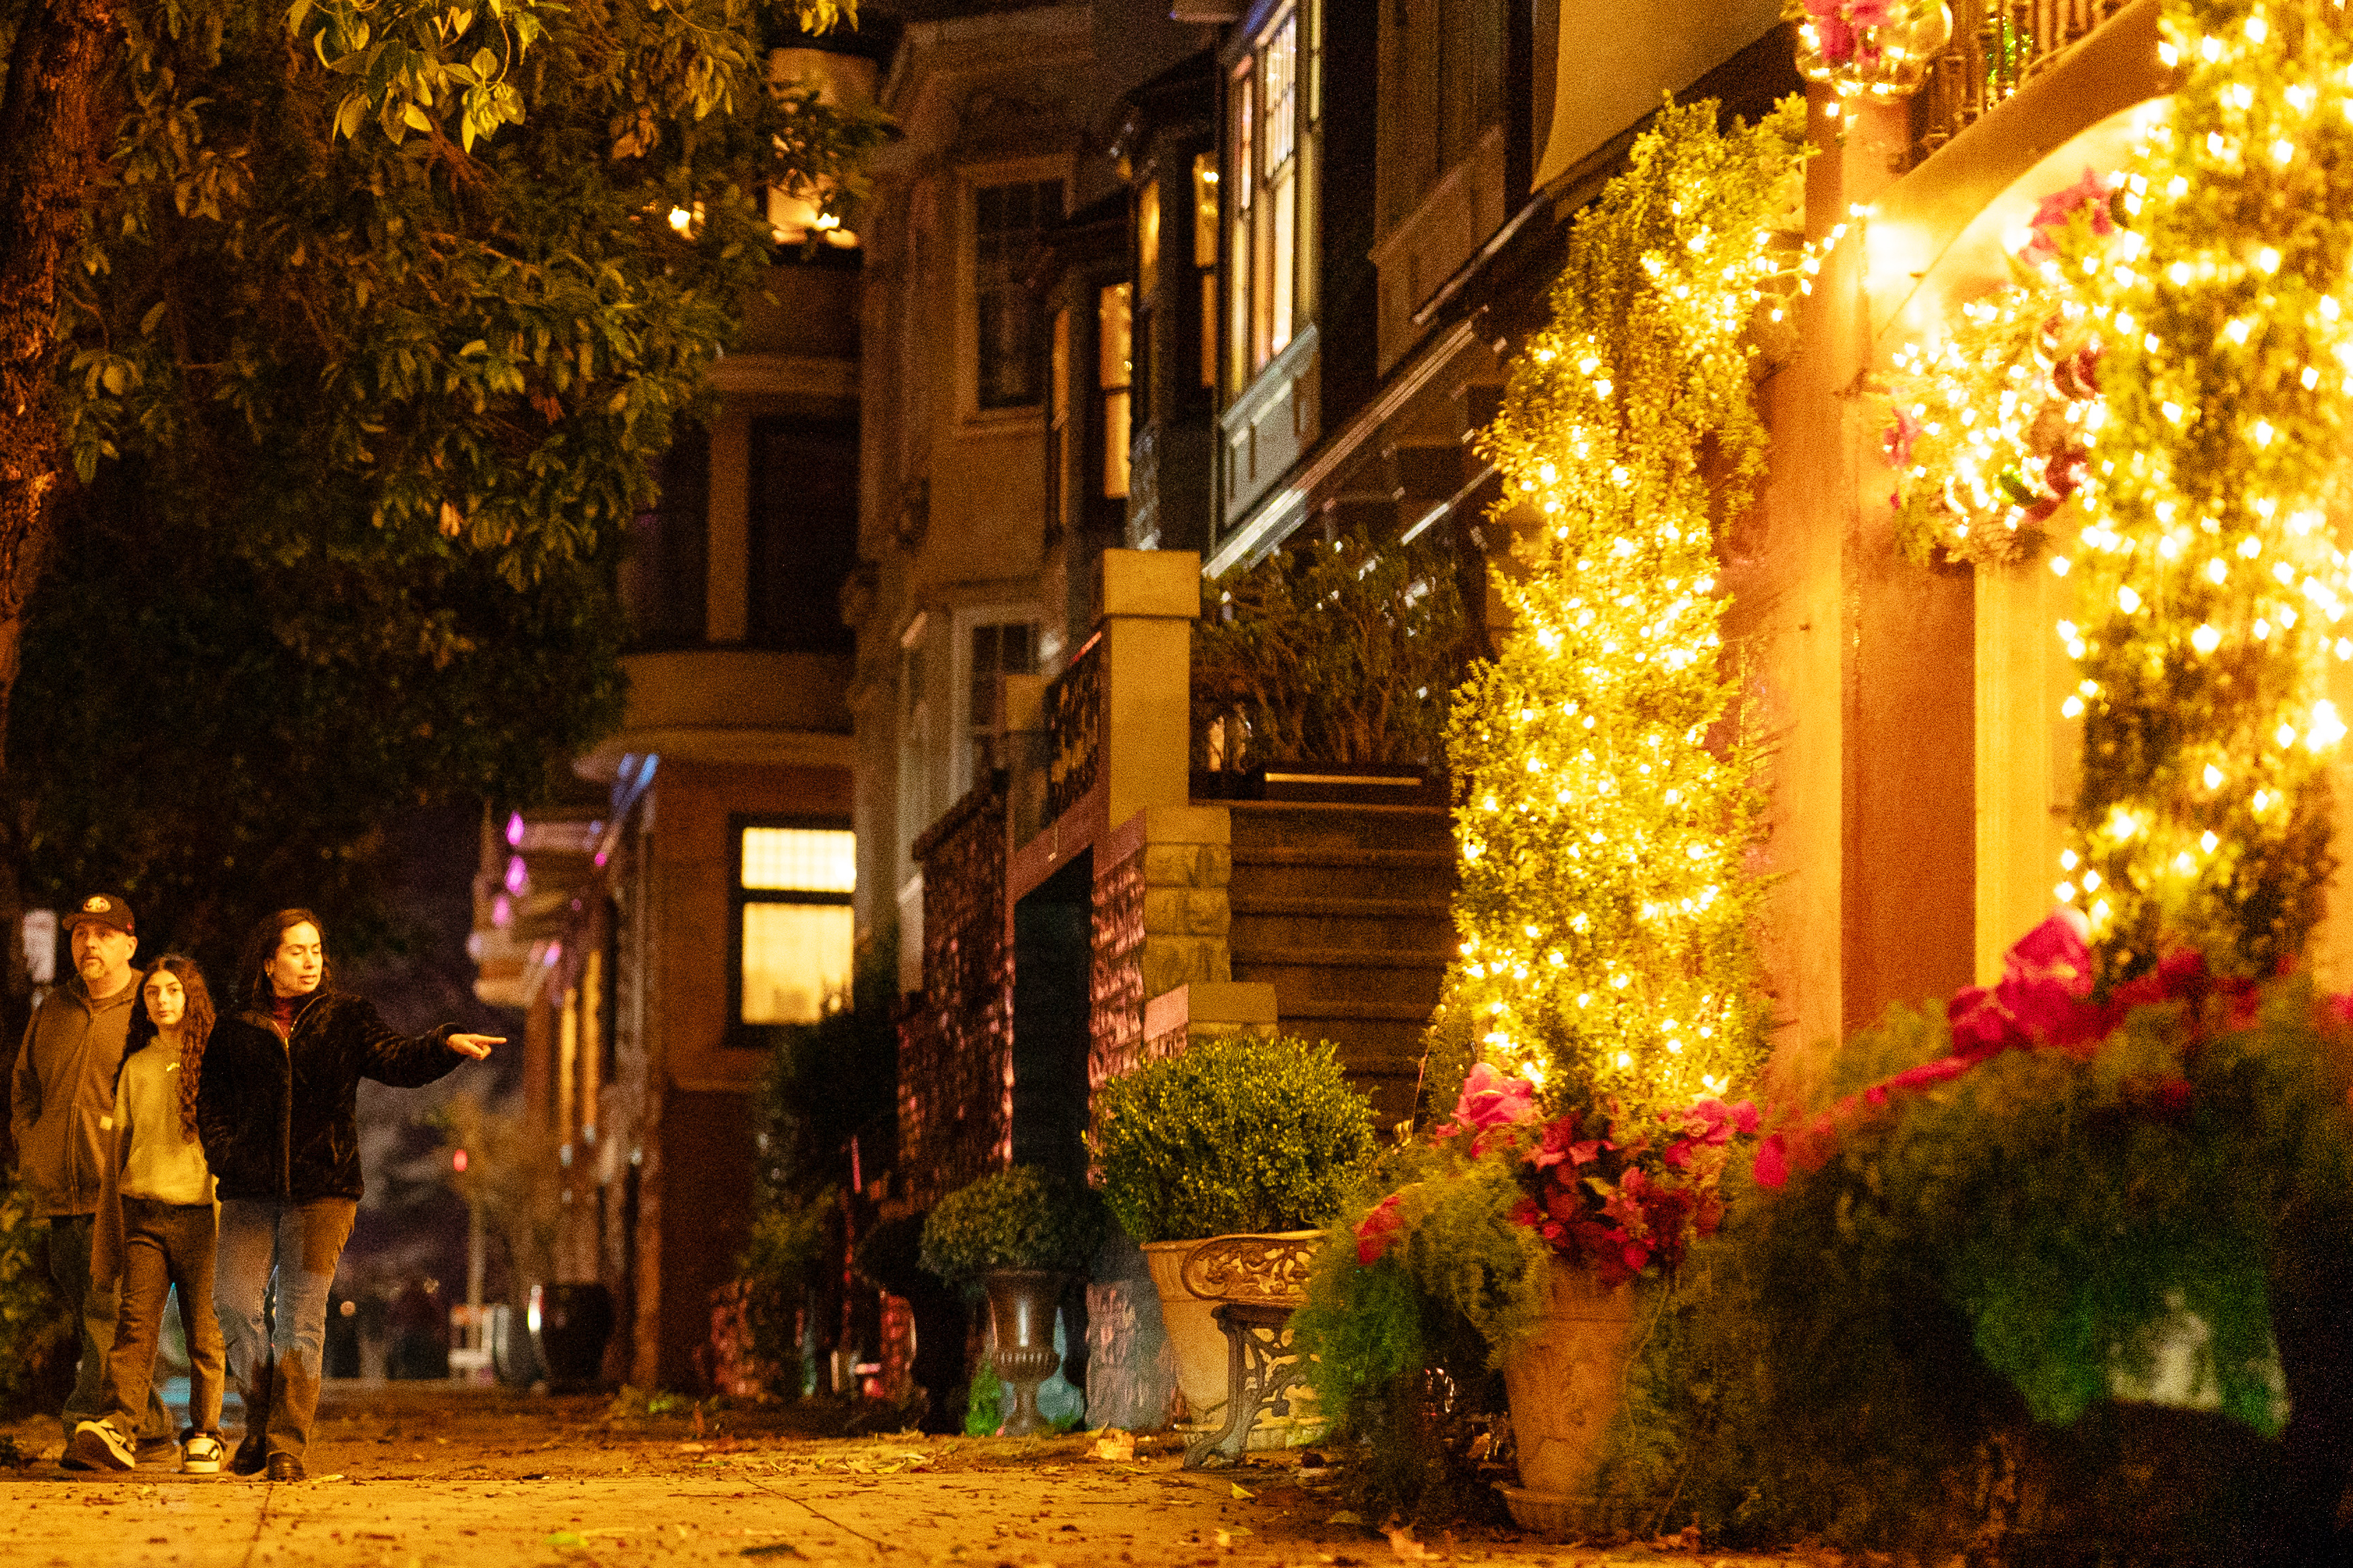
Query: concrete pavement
0,1384,1830,1568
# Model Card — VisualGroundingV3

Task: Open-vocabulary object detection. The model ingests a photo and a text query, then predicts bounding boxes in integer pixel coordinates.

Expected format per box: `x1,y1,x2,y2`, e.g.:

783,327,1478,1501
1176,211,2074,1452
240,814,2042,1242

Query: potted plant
1294,1063,1760,1531
918,1165,1105,1435
1090,1034,1378,1439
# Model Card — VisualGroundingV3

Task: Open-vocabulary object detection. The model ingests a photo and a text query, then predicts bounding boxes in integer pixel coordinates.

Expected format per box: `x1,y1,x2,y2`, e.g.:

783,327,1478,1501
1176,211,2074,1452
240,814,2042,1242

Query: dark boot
230,1356,273,1477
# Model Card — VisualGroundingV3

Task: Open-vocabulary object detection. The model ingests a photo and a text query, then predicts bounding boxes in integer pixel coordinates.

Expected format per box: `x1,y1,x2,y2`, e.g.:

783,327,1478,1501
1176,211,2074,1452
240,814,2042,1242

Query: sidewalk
0,1384,1832,1568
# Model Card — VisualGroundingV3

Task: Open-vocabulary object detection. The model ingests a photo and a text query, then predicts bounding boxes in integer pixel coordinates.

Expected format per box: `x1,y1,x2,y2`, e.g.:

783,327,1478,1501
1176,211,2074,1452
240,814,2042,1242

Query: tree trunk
0,0,112,1050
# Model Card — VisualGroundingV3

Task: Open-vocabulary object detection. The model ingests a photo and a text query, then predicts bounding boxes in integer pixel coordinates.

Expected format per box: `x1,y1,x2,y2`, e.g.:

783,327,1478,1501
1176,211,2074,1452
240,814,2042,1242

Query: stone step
1229,845,1457,902
1227,800,1454,857
1231,944,1452,969
1232,911,1454,955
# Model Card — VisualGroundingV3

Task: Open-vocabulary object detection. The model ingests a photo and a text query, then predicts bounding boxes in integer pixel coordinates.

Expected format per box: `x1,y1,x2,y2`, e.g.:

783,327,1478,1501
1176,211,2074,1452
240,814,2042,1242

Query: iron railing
1043,630,1103,822
1914,0,2134,162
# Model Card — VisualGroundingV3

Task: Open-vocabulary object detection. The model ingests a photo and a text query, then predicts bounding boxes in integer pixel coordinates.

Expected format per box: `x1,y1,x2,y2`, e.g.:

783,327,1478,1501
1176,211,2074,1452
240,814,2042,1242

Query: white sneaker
67,1421,134,1472
182,1434,224,1475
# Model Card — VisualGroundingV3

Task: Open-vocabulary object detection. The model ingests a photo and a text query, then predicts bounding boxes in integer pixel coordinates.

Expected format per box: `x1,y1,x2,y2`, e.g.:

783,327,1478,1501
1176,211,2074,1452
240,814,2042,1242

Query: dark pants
45,1214,175,1444
215,1198,355,1463
104,1197,224,1438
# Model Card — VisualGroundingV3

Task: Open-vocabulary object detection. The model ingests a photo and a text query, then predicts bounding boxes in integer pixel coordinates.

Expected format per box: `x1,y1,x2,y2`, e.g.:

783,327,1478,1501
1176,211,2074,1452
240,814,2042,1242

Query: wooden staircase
1223,800,1456,1125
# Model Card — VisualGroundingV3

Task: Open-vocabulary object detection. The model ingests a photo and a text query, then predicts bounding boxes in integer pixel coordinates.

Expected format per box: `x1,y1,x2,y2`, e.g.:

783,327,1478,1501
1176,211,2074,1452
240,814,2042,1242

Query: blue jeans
215,1198,355,1461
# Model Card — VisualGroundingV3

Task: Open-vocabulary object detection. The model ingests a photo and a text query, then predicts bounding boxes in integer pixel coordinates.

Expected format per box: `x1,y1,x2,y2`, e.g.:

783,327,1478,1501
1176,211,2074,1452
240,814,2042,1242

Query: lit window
1137,181,1161,304
733,822,855,1032
1194,154,1220,390
1099,283,1132,499
742,827,857,892
1048,307,1072,538
1229,2,1318,390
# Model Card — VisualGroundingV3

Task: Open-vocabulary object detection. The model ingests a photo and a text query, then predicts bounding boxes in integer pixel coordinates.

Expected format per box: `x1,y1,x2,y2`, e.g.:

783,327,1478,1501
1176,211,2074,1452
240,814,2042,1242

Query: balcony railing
1914,0,2134,162
1043,630,1104,823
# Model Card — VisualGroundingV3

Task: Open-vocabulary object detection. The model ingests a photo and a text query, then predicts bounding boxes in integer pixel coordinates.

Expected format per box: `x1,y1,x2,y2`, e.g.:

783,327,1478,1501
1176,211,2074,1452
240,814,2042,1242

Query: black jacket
195,991,461,1203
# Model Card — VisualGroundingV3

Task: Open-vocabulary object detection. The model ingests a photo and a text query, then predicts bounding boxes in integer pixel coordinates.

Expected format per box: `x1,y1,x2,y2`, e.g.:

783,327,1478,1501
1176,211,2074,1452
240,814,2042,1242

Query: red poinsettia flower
1752,1131,1791,1189
1355,1191,1409,1266
1883,406,1923,470
1454,1064,1540,1131
2020,168,2116,264
1529,1117,1604,1171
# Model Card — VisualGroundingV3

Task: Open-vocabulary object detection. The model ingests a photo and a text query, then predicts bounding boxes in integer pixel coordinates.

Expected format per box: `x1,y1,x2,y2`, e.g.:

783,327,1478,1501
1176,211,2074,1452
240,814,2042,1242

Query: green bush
1192,522,1471,772
1595,974,2353,1556
1090,1034,1379,1244
0,1170,68,1417
918,1167,1106,1285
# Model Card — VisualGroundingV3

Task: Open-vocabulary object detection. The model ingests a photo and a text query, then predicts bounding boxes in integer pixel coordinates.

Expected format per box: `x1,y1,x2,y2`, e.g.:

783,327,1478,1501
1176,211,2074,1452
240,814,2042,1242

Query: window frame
958,159,1073,428
726,813,857,1049
950,605,1044,797
1225,0,1320,397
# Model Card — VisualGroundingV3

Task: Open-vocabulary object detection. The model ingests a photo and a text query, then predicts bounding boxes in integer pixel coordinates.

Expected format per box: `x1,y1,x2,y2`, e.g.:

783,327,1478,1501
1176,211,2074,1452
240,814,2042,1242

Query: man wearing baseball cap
9,894,175,1466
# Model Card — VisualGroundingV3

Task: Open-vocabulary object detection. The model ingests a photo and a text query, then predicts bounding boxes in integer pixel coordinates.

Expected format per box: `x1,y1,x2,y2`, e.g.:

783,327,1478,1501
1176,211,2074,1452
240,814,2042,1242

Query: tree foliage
40,0,885,586
11,465,626,964
0,0,887,964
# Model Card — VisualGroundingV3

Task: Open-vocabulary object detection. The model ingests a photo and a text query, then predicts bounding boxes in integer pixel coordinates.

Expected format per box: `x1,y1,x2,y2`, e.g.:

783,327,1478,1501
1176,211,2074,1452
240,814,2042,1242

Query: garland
1455,97,1805,1113
1883,0,2353,982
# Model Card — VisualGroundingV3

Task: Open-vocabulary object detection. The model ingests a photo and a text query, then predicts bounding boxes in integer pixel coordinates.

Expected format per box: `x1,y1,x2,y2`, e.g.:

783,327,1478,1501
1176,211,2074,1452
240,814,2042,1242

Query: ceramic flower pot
1498,1260,1642,1536
1141,1231,1320,1446
983,1268,1066,1436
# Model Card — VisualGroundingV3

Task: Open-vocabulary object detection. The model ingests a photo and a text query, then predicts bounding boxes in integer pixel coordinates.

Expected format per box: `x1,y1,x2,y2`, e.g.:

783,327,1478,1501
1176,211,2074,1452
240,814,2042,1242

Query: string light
1454,100,1793,1111
1886,0,2353,980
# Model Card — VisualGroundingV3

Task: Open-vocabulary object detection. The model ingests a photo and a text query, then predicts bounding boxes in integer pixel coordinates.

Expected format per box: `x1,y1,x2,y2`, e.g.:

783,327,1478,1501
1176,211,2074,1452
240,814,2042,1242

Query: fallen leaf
547,1531,586,1549
1383,1526,1426,1560
679,1442,708,1453
1091,1430,1136,1463
1214,1531,1236,1552
1326,1512,1366,1526
1229,1482,1256,1500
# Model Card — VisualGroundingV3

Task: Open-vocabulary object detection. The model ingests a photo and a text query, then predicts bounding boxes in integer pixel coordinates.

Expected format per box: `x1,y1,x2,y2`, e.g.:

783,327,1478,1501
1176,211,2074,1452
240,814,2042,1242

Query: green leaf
140,301,169,338
403,102,433,132
101,364,129,396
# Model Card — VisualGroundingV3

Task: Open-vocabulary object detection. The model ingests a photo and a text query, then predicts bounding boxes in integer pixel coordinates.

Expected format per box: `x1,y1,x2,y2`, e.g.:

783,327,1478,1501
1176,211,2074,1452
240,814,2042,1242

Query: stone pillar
1099,549,1201,830
1742,87,1976,1093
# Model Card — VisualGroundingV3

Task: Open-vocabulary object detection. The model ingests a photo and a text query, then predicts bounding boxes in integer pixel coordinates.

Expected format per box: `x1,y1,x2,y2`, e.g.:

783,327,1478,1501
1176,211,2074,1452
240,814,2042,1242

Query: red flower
2020,168,2116,264
1752,1133,1790,1189
1883,407,1923,470
1454,1064,1540,1131
1529,1118,1604,1171
1355,1191,1409,1266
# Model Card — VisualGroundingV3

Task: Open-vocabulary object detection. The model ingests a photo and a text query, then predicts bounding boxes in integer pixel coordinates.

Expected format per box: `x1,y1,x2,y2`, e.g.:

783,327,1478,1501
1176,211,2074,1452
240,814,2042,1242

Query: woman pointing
195,908,501,1481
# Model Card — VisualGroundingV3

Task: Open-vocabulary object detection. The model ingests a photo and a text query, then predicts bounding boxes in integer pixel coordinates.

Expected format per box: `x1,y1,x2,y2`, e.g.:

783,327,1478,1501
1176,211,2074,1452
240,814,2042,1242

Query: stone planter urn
983,1268,1066,1437
1141,1230,1320,1453
1498,1260,1642,1536
529,1281,615,1391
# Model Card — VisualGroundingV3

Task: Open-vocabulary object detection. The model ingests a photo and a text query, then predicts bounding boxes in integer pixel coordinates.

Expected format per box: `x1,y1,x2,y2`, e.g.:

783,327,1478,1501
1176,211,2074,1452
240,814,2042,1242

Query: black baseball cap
63,893,135,936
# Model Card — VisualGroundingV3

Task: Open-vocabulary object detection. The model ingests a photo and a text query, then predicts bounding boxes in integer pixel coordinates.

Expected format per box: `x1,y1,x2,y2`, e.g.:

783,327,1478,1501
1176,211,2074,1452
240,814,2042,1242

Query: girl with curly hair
69,956,228,1474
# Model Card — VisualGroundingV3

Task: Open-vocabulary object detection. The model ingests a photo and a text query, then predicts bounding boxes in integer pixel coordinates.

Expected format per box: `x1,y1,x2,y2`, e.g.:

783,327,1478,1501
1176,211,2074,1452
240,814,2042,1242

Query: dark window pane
974,179,1063,410
745,415,860,653
622,423,710,650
